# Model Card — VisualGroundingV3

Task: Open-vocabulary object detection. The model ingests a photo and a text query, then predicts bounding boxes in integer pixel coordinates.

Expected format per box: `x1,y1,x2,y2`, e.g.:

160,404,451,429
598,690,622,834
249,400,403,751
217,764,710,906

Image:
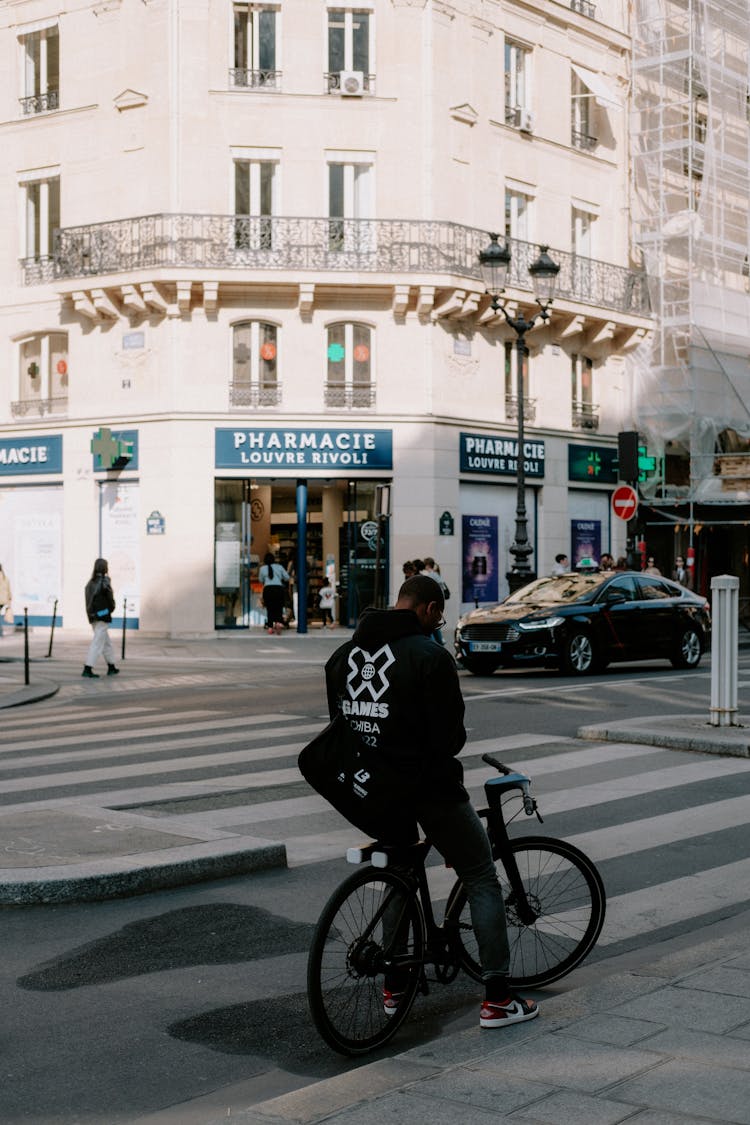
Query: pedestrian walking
82,558,119,678
644,556,661,576
672,555,691,588
422,557,450,644
317,580,338,628
0,562,12,637
259,552,290,635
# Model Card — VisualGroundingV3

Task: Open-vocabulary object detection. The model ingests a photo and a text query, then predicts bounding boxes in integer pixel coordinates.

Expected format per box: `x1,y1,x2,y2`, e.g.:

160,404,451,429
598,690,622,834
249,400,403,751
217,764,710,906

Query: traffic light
617,431,639,482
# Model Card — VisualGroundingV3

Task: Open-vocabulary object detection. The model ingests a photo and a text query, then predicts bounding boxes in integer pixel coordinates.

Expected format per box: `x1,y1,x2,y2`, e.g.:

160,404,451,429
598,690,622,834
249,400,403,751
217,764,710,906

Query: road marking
0,713,306,756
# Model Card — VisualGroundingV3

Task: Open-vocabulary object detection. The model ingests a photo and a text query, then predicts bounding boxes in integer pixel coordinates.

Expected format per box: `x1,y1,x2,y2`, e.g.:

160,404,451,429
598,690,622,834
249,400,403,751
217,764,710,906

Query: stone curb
0,677,59,709
578,715,750,757
0,838,287,905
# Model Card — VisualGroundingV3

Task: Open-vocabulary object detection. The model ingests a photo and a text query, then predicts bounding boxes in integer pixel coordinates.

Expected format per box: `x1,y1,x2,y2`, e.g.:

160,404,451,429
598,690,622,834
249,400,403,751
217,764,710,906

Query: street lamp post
478,234,560,594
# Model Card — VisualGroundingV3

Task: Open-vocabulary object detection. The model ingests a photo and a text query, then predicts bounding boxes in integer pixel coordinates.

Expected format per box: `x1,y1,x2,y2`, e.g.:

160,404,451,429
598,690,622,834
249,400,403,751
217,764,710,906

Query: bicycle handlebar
481,753,513,774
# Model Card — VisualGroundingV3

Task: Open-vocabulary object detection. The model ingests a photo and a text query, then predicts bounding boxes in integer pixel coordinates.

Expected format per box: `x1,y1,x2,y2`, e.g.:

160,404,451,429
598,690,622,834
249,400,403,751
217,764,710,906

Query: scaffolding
630,0,750,512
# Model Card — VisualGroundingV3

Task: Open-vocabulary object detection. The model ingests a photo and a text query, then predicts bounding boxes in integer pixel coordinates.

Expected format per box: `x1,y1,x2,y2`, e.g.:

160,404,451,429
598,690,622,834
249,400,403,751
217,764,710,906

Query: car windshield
505,573,608,606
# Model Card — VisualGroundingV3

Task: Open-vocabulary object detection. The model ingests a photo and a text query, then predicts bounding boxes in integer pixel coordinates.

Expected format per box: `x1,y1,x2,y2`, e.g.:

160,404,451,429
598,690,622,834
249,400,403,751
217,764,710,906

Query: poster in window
462,515,499,603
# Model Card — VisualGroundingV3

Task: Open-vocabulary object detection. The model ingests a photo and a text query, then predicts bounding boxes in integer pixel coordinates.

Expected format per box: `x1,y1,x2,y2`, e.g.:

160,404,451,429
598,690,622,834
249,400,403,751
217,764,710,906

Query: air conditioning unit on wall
339,70,365,96
520,109,535,133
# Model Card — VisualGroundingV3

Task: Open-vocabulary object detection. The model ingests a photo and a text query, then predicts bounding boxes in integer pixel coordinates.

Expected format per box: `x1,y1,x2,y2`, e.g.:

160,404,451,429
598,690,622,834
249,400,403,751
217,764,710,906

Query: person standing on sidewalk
259,552,290,635
325,575,538,1029
82,558,119,678
0,562,11,638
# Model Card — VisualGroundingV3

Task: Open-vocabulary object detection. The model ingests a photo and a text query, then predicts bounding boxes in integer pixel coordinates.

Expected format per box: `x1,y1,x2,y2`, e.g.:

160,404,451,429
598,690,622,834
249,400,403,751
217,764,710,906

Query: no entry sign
612,484,638,521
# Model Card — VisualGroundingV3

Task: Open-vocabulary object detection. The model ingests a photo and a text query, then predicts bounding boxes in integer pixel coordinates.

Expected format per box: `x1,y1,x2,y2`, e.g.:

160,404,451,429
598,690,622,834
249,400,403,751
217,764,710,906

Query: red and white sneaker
383,989,404,1017
480,994,539,1028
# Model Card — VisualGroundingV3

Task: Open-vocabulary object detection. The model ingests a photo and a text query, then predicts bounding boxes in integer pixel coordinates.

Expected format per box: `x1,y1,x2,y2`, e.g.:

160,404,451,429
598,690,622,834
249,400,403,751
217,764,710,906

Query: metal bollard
710,575,739,726
46,598,58,658
23,607,30,686
121,599,127,661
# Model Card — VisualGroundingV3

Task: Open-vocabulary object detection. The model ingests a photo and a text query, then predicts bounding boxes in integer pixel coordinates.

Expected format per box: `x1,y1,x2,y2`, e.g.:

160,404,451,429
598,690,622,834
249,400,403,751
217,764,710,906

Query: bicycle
307,753,606,1055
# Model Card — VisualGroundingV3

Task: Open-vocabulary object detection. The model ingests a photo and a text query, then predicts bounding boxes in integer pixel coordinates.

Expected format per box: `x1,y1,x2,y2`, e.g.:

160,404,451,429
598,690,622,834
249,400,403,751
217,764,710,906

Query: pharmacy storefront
0,435,64,626
459,432,545,607
214,426,393,629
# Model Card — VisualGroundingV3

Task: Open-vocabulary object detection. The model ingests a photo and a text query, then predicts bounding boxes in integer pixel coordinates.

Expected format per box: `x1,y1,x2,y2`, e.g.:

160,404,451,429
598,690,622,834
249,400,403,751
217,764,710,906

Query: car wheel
560,630,597,675
460,656,500,676
670,626,703,669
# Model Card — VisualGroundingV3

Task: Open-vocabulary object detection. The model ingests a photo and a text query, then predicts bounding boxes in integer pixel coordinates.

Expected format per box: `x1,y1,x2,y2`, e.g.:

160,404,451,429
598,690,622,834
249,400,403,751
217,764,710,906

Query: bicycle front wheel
445,836,606,988
307,866,426,1055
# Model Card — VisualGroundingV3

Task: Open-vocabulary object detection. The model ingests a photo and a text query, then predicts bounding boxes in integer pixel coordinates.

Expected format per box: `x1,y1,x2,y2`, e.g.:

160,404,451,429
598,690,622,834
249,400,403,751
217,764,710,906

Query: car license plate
469,641,502,653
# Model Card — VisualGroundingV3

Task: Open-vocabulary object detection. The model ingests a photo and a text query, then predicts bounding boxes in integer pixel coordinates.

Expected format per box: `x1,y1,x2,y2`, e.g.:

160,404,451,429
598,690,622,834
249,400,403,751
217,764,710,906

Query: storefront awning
571,64,622,110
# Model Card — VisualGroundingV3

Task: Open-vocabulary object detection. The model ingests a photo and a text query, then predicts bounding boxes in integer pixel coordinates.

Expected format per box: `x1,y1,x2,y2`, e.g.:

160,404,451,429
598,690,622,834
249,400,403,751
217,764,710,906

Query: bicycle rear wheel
307,866,426,1055
445,835,605,988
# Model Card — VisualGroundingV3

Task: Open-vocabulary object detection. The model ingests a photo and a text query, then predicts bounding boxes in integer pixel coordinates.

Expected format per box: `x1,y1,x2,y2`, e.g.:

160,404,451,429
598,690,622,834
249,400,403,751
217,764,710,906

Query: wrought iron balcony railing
572,403,600,430
11,396,68,418
572,130,597,151
228,68,282,90
40,215,651,316
505,395,537,424
229,381,282,407
570,0,596,17
20,90,59,115
325,382,376,409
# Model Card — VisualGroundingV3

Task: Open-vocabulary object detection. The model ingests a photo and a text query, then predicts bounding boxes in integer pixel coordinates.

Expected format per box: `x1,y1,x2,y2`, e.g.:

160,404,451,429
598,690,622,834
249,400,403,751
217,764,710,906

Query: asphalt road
2,653,750,1124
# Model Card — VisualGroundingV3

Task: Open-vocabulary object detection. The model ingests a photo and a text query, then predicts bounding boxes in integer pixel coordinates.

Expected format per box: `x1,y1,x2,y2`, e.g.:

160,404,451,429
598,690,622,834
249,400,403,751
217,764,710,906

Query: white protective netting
629,0,750,503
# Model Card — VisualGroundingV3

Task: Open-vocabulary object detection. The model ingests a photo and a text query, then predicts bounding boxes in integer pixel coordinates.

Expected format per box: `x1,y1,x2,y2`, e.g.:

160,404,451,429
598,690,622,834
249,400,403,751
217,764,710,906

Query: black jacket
325,608,468,802
85,575,116,624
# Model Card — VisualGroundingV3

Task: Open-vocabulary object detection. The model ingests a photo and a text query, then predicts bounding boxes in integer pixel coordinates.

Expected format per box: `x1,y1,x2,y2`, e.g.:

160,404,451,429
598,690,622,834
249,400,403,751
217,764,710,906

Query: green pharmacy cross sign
637,445,657,482
91,427,134,470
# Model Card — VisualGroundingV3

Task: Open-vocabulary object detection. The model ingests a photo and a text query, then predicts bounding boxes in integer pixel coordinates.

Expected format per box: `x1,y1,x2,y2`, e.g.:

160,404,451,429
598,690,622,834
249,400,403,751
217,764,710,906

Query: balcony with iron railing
36,215,651,316
229,381,282,408
572,130,597,151
11,396,67,418
505,395,537,424
228,68,282,89
572,402,600,430
570,0,596,17
324,382,376,409
324,72,375,94
19,90,59,115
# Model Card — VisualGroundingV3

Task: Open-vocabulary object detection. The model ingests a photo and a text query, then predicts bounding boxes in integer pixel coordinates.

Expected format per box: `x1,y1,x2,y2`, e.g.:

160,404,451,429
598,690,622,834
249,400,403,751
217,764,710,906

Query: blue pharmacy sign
0,435,62,475
215,428,393,471
460,433,545,478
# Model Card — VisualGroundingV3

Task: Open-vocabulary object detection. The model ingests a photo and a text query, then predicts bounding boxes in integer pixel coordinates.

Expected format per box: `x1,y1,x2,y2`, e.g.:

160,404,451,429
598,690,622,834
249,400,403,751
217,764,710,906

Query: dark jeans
417,798,510,984
262,585,285,628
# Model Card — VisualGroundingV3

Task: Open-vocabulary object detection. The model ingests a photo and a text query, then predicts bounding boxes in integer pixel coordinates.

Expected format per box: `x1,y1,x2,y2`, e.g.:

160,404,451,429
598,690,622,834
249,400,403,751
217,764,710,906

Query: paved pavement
3,628,750,1124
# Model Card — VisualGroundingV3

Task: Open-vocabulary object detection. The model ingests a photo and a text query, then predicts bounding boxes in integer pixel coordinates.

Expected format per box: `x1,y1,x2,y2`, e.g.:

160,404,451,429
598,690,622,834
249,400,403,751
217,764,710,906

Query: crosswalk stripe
599,856,750,945
0,722,322,772
0,712,307,755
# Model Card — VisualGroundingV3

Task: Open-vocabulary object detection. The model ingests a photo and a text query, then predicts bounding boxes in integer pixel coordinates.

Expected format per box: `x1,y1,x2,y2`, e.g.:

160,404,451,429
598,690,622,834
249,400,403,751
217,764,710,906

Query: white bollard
710,575,739,726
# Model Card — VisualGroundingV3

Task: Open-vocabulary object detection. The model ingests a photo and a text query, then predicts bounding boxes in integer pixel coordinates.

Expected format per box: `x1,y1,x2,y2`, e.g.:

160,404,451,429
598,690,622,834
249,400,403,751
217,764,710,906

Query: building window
231,5,279,88
328,160,374,251
571,205,596,296
505,187,532,241
571,70,596,150
231,321,280,407
22,175,60,283
504,40,530,127
504,341,534,422
326,322,374,407
571,354,598,429
19,26,59,114
326,9,374,93
13,332,68,417
234,159,277,249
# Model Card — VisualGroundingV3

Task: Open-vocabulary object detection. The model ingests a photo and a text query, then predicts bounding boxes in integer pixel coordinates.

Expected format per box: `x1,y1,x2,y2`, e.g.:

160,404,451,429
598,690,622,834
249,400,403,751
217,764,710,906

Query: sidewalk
199,919,750,1125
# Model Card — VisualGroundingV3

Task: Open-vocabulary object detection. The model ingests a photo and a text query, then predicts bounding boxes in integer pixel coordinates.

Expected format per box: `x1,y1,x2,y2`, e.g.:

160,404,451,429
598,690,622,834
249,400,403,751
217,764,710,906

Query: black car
454,570,711,676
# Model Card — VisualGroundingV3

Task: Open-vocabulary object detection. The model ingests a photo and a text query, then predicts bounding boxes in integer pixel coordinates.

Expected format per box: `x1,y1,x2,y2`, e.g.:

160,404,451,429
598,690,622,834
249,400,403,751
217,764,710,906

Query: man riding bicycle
325,574,538,1028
